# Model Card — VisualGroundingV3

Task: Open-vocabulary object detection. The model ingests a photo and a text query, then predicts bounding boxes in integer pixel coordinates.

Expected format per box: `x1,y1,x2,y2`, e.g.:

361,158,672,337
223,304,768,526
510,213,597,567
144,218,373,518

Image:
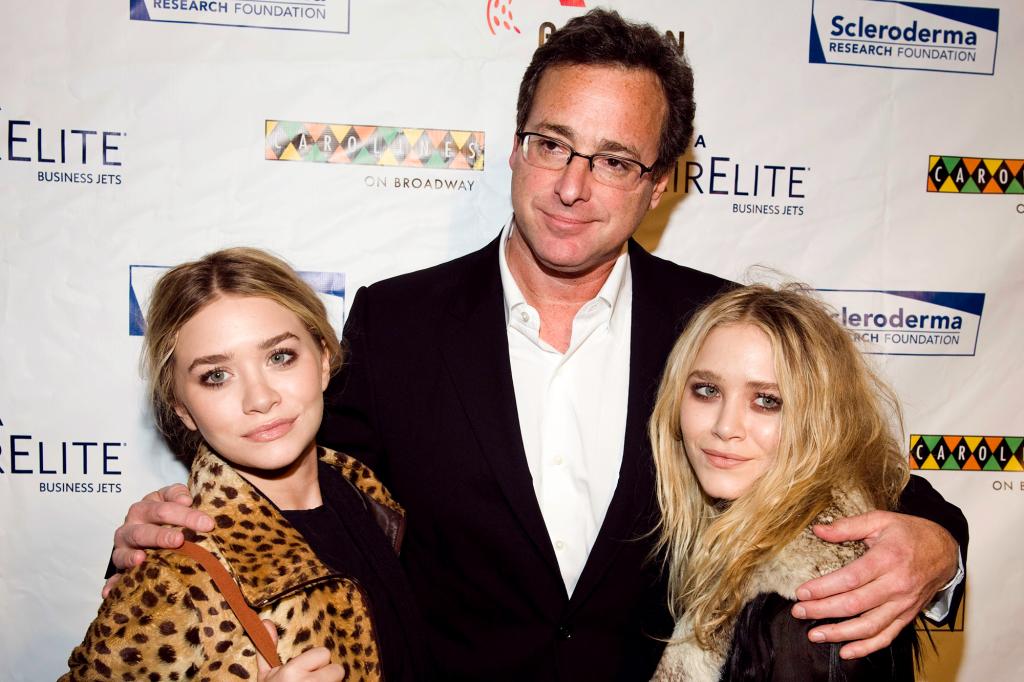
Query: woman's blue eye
202,370,228,385
694,384,718,399
270,350,296,365
754,394,782,410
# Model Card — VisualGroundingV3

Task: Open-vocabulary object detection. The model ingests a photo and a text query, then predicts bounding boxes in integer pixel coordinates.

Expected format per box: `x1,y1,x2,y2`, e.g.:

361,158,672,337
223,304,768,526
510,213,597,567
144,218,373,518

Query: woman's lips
703,448,750,469
243,418,296,442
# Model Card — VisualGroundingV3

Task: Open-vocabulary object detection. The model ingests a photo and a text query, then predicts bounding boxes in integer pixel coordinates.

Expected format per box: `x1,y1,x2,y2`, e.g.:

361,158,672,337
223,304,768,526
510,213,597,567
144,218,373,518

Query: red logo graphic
487,0,585,35
486,0,520,34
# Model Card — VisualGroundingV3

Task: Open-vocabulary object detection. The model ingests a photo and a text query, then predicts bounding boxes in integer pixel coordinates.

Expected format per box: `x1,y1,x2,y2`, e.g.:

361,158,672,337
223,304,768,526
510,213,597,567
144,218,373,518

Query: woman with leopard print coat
62,249,426,681
64,444,419,681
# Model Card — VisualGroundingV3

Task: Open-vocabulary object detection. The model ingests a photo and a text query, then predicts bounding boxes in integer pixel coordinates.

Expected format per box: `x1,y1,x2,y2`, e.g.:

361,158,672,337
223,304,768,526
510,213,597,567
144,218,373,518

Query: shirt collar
497,216,631,324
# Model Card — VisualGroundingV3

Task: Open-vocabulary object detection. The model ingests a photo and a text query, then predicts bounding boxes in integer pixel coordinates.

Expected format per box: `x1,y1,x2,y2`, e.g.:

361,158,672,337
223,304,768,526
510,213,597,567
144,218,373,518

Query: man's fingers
811,510,886,545
837,611,917,660
110,501,216,570
803,597,911,644
110,547,149,572
156,483,193,505
101,572,124,599
130,499,214,532
795,550,885,604
794,572,918,624
113,513,185,551
114,501,214,550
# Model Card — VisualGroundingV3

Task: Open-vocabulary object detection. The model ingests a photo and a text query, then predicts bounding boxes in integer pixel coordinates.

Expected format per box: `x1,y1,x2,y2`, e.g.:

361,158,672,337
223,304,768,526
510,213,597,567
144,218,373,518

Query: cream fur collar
651,489,871,682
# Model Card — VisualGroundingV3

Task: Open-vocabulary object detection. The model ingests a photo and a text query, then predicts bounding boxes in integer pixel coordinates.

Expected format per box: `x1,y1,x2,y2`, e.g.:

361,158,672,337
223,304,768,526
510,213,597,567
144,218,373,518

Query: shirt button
553,456,563,466
555,540,565,550
519,311,529,323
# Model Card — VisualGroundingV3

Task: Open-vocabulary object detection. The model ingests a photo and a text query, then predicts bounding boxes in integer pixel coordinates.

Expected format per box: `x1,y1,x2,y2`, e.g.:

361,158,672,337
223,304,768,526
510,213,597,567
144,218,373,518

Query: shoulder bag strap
174,540,282,668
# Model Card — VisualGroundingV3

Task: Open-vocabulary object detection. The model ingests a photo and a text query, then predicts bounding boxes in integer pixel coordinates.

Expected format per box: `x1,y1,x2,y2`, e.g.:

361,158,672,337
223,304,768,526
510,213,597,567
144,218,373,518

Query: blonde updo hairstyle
650,283,909,649
142,247,343,460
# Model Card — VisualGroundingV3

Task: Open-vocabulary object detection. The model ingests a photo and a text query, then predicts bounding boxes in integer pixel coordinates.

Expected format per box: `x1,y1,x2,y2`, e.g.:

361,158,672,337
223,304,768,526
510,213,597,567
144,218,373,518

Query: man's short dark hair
515,9,695,176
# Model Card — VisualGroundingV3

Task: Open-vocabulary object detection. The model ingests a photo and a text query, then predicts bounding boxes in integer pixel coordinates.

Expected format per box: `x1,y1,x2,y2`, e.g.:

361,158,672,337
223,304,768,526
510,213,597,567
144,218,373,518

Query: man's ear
649,170,670,210
173,401,198,432
509,132,522,171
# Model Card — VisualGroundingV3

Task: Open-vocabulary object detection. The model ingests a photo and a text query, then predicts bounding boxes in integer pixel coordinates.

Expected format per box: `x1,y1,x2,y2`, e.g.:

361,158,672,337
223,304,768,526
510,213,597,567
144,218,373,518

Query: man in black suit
111,10,966,680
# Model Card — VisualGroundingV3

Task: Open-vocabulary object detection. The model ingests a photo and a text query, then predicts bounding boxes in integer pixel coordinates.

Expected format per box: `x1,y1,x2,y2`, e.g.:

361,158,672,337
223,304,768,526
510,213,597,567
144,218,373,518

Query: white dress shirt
499,219,632,596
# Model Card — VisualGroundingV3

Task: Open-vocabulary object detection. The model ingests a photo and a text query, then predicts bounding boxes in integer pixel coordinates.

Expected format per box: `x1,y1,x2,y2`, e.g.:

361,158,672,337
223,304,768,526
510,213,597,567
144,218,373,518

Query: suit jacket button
557,625,572,640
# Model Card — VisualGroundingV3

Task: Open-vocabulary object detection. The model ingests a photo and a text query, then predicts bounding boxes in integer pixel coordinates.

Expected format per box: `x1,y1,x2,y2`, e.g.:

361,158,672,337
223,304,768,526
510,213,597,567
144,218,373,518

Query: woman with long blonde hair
651,284,917,681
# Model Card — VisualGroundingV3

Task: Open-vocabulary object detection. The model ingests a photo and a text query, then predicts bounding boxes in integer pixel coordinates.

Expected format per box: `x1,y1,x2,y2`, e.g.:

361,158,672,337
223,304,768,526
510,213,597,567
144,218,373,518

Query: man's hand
102,483,215,597
792,510,958,659
257,619,344,682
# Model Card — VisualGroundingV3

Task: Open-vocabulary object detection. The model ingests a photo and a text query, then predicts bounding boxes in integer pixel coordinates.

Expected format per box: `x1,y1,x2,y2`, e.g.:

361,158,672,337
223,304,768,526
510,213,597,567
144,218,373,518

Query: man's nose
553,154,594,205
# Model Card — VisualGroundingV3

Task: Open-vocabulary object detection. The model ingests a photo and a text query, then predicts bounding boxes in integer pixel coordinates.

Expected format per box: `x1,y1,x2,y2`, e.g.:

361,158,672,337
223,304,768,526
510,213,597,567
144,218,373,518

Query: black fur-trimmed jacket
652,491,917,682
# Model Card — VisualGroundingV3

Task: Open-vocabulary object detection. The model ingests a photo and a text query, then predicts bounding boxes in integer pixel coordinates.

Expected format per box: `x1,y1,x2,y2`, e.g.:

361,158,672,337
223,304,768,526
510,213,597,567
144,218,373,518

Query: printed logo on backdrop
0,416,125,495
265,120,483,192
665,135,809,217
533,6,684,57
927,156,1023,194
489,0,685,60
1,106,125,185
910,435,1022,472
130,0,350,34
486,0,586,36
816,289,984,355
128,265,346,336
809,0,999,75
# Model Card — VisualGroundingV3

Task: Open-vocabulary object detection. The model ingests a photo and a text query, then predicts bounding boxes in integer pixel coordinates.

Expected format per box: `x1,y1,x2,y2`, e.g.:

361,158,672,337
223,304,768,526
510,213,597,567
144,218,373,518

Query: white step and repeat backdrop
1,1,1021,680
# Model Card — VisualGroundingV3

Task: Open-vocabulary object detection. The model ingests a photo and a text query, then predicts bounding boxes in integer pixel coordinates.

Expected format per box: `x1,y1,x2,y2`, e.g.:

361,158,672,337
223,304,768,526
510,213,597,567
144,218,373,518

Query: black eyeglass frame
514,131,656,183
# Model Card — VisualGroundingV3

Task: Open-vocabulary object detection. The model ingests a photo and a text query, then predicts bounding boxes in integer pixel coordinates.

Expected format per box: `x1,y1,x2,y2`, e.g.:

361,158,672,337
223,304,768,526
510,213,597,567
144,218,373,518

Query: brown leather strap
174,540,282,668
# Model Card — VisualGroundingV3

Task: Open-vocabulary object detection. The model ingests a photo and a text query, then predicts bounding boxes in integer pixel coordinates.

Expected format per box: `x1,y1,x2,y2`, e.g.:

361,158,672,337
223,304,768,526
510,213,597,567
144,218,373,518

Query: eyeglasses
515,131,656,191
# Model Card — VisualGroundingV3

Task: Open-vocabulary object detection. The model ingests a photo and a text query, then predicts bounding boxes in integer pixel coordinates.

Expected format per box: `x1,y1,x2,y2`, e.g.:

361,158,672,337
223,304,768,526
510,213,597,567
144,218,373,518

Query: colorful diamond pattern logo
265,121,484,171
910,435,1024,472
927,156,1024,194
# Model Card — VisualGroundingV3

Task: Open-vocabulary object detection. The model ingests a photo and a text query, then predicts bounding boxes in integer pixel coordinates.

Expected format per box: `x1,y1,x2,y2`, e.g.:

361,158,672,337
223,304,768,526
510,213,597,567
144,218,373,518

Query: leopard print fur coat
62,445,405,682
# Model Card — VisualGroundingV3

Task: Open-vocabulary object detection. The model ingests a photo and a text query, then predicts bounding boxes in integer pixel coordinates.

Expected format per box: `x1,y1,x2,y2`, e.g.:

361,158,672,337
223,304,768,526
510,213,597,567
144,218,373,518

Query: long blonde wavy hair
650,284,909,650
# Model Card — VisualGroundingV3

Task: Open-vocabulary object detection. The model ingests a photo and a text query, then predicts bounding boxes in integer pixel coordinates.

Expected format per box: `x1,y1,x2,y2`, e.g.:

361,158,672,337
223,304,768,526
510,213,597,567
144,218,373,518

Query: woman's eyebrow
188,353,230,372
185,332,298,372
258,331,298,350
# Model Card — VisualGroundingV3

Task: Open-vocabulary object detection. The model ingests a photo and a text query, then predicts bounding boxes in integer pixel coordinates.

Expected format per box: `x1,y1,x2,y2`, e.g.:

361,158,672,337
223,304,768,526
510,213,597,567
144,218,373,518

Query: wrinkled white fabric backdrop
1,2,1021,680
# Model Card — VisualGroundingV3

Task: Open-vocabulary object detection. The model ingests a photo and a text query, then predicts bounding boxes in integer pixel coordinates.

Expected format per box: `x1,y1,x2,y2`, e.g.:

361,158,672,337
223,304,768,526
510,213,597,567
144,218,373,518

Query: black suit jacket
319,235,967,681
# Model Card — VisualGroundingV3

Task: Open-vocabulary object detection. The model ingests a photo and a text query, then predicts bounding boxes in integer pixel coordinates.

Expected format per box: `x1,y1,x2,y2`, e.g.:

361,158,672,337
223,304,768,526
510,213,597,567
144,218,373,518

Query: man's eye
595,156,634,175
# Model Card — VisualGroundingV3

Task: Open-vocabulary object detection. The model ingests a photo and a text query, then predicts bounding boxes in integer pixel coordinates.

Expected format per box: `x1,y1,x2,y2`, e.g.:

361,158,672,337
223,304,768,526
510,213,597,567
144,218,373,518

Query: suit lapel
569,241,679,609
438,237,562,578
